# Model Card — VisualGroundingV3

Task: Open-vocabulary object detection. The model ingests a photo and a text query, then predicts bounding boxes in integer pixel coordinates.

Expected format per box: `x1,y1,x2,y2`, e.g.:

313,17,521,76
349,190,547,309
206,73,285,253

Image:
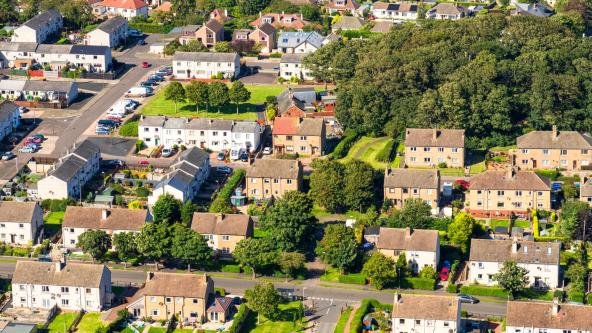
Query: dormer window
262,16,273,24
336,0,345,5
283,17,293,23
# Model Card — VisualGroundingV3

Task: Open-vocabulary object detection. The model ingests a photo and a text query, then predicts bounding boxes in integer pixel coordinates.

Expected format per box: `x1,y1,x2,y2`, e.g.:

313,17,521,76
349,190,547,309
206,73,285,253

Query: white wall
506,326,590,333
279,62,313,81
392,317,460,333
173,58,241,79
467,260,560,288
12,283,106,311
37,175,71,200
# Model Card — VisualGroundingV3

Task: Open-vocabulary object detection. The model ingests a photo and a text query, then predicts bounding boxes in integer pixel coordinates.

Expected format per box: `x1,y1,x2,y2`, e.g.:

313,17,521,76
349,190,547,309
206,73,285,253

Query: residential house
209,9,231,23
37,140,101,200
178,25,202,45
85,16,128,48
148,147,210,205
62,207,148,249
512,126,592,171
580,178,592,206
331,16,365,32
0,101,20,141
392,294,461,333
513,3,553,17
371,21,394,33
376,227,440,274
126,272,214,323
250,12,308,30
0,80,79,106
279,54,313,81
12,260,112,311
231,23,276,54
194,20,225,48
173,51,241,79
139,116,261,151
246,159,303,199
277,87,318,115
384,168,440,210
272,117,326,156
92,0,149,19
206,297,234,323
467,238,560,288
467,169,551,217
190,213,254,255
371,2,418,21
12,10,63,43
505,300,592,333
278,31,325,54
154,1,172,12
0,202,44,245
326,0,361,15
427,3,467,20
404,128,466,168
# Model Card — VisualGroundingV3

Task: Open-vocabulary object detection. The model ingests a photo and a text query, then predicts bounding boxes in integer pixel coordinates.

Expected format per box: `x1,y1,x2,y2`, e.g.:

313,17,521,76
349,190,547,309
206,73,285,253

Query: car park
216,166,232,175
1,152,14,160
150,74,165,82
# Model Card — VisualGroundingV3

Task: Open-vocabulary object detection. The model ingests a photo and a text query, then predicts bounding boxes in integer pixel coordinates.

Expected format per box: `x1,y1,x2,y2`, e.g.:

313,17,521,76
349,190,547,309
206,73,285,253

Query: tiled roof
191,213,253,236
516,130,592,149
332,16,365,30
469,170,551,191
377,227,439,252
326,0,360,10
21,9,62,30
384,169,439,189
12,261,108,288
142,272,211,299
0,202,39,223
278,31,325,49
506,301,592,330
63,206,148,231
405,128,465,148
207,296,234,313
272,117,324,136
257,23,276,36
371,21,394,33
430,3,466,15
280,53,305,64
95,0,148,9
246,159,301,179
95,16,127,33
173,51,239,63
469,239,560,265
392,294,459,321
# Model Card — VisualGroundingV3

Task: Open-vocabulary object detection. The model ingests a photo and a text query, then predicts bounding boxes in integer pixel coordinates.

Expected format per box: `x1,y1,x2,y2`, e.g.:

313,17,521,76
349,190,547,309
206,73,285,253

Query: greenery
447,212,476,253
234,238,277,279
152,194,182,224
77,230,111,262
316,224,360,273
135,222,170,269
362,252,396,289
340,136,399,169
349,299,392,333
388,198,433,229
560,200,591,240
227,303,250,333
278,252,305,281
129,22,173,33
164,81,186,114
44,211,64,237
241,301,304,333
333,306,353,333
76,312,103,333
119,120,139,137
244,283,282,321
209,169,245,213
112,232,138,267
493,261,529,298
46,312,78,333
331,130,359,159
460,285,508,298
400,277,436,290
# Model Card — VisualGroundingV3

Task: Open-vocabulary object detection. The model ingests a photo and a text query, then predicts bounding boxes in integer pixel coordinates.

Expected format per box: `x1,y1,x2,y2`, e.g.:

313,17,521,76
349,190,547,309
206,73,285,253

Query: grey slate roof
469,239,560,265
332,16,365,30
384,168,439,189
0,42,38,52
22,9,62,30
173,51,239,63
72,140,100,161
0,101,18,123
158,147,209,191
35,44,73,54
232,121,259,133
140,115,166,127
277,87,318,114
70,45,110,55
23,80,75,93
278,31,325,49
514,3,553,17
96,16,127,33
51,155,87,182
280,53,306,64
257,23,276,36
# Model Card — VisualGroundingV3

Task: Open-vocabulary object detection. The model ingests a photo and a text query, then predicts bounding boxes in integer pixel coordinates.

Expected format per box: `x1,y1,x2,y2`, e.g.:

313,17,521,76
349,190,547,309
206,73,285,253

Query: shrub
375,139,396,162
331,131,359,159
568,291,585,303
209,169,246,213
128,22,172,33
242,266,253,275
135,187,150,197
226,303,249,333
447,283,459,293
350,299,392,333
214,287,226,296
135,140,144,153
221,264,241,273
269,53,282,58
401,277,436,290
460,285,507,298
119,120,139,137
338,274,367,285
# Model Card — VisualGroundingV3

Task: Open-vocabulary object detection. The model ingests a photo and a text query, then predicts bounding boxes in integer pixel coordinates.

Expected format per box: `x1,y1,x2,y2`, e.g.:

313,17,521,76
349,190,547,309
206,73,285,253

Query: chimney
259,11,262,18
282,10,285,15
146,272,154,282
55,259,65,272
552,298,560,316
511,238,519,253
394,292,401,303
224,9,228,16
552,125,558,140
405,227,412,238
506,167,515,180
301,12,303,20
432,128,439,140
101,209,109,220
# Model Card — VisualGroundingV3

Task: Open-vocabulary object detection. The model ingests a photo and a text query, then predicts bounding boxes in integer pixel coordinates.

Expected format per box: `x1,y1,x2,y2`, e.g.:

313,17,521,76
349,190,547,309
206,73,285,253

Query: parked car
1,152,14,160
103,159,124,167
18,107,28,114
129,29,142,37
262,147,272,155
26,137,42,144
141,61,150,68
230,148,240,161
33,134,44,140
161,147,173,157
125,87,151,97
216,166,232,175
455,179,470,190
150,74,165,82
439,267,450,281
217,152,225,161
139,160,150,165
458,294,479,304
240,152,249,162
19,146,35,153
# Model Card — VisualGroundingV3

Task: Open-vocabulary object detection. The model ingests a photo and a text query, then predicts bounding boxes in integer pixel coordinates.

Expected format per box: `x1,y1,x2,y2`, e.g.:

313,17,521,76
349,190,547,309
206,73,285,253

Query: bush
568,291,585,303
135,140,144,153
135,187,150,197
447,283,459,293
375,139,396,162
338,274,367,285
269,53,282,58
119,120,139,137
214,287,226,296
226,303,249,333
221,264,241,273
129,22,172,33
209,169,246,213
242,266,253,275
460,285,507,298
350,299,392,333
41,199,73,212
401,277,436,290
331,131,359,159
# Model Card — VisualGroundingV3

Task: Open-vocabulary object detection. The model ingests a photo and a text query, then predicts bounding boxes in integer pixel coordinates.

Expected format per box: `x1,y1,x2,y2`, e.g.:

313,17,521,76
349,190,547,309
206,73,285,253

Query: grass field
242,301,304,333
75,313,104,333
140,83,284,120
47,312,78,333
333,307,353,333
488,219,531,229
44,211,64,238
340,136,397,169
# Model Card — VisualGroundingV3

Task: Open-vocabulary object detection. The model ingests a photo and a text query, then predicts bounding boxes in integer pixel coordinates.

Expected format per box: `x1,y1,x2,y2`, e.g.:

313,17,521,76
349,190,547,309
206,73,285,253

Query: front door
532,160,537,168
10,234,15,243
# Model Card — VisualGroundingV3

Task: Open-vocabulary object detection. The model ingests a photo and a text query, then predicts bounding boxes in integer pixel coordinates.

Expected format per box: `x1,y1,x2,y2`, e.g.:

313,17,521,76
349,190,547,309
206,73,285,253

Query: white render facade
85,17,129,48
0,202,44,246
0,101,21,141
173,52,241,79
392,294,461,333
12,10,63,43
280,54,313,81
393,316,460,333
93,5,149,19
467,260,560,289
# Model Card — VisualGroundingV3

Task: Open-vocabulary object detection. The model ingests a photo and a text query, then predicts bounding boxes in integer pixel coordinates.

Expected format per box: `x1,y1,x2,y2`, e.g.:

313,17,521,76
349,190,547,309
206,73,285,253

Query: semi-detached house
12,9,63,43
371,2,418,21
173,52,241,79
190,213,254,255
277,31,325,54
0,101,20,142
272,117,326,156
0,202,44,246
404,128,465,168
85,16,128,48
384,168,440,210
392,294,461,333
246,159,303,200
376,227,440,274
92,0,149,19
279,54,313,81
506,300,592,333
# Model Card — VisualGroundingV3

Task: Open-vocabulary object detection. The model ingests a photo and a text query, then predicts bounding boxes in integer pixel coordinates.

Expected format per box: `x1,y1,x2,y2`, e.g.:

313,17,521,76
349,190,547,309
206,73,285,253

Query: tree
259,191,317,251
231,39,256,55
164,82,186,114
388,198,433,229
447,212,476,253
112,232,138,268
214,41,232,53
343,160,375,211
60,0,93,29
561,200,592,240
493,261,529,298
362,252,396,290
233,238,277,279
244,283,281,323
309,159,346,213
395,252,411,278
418,266,436,279
208,82,229,113
181,201,198,226
239,0,271,15
278,252,306,282
229,81,251,114
135,222,171,269
170,0,197,18
185,80,209,112
0,0,17,23
152,193,182,225
316,224,359,273
77,230,111,263
171,224,213,271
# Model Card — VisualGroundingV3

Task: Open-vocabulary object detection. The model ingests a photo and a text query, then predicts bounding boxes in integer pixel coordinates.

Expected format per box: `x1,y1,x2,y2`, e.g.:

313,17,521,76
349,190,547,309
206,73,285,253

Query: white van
230,148,240,160
125,87,150,97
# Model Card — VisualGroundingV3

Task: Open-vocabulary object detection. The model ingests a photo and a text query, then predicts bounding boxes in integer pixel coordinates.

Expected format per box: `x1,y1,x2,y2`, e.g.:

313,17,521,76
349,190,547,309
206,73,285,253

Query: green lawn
334,307,352,333
44,211,64,237
242,301,304,333
75,313,104,333
140,83,284,120
147,326,201,333
47,312,78,333
340,136,397,169
488,219,530,229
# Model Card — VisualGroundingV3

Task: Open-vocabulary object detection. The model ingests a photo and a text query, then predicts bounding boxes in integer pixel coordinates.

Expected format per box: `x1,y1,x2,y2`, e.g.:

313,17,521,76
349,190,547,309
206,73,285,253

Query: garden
241,301,304,333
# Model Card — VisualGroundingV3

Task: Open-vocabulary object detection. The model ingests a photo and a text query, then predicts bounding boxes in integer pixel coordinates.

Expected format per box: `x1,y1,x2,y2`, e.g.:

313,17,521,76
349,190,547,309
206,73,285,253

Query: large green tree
343,160,375,211
77,230,111,262
0,0,17,23
447,212,476,253
560,200,592,240
180,201,198,227
112,232,138,268
233,238,277,279
388,198,433,229
135,222,171,269
309,159,346,213
316,224,359,273
152,194,182,225
164,82,186,114
208,82,230,113
244,283,281,323
278,252,306,282
171,224,213,271
239,0,271,15
229,81,251,114
493,260,529,298
362,252,396,290
185,80,209,113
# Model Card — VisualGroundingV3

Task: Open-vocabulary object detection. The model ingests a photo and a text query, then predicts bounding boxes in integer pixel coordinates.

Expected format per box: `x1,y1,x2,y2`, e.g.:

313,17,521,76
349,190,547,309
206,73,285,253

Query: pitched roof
469,170,551,191
0,202,39,223
430,3,466,15
327,0,360,10
95,16,127,33
332,16,364,30
21,9,62,31
72,140,100,161
95,0,148,9
207,296,234,313
142,272,211,299
514,3,553,17
469,239,560,265
191,213,253,236
0,42,38,52
49,155,87,182
384,168,439,189
278,31,325,49
12,261,108,288
70,45,110,55
506,301,592,330
371,21,394,33
203,19,224,32
272,117,324,136
250,13,308,29
405,128,465,148
373,2,418,12
140,115,166,127
63,206,148,231
247,159,302,179
157,147,209,191
516,130,592,149
173,51,239,63
280,53,305,64
23,80,75,93
257,22,276,36
392,294,460,321
377,227,439,252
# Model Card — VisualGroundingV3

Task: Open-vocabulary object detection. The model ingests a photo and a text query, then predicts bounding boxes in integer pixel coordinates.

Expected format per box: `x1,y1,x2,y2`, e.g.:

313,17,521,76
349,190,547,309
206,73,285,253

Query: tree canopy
493,260,529,298
77,230,111,262
234,238,277,279
152,194,182,225
316,224,359,273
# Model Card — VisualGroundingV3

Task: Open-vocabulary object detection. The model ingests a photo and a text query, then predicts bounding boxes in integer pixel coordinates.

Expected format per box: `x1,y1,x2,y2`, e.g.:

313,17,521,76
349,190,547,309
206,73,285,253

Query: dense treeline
304,14,592,148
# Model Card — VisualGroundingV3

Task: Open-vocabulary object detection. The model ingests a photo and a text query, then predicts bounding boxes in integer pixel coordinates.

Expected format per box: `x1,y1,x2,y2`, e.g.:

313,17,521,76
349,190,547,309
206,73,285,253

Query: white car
161,148,173,157
263,147,272,155
230,149,240,160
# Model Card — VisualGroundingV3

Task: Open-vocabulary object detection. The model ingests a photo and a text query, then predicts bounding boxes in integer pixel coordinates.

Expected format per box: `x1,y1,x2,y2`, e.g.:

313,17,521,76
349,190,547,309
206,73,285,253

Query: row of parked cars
125,66,172,98
96,99,140,135
18,134,45,153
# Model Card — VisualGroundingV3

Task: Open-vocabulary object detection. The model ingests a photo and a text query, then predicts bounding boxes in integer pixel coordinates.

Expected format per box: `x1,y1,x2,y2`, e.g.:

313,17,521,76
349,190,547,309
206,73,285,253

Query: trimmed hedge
129,22,173,33
331,131,359,159
338,274,367,285
401,278,436,290
534,236,569,242
375,139,396,162
209,169,246,213
460,285,507,298
447,283,459,293
350,299,392,333
227,303,249,333
568,291,585,303
221,264,241,273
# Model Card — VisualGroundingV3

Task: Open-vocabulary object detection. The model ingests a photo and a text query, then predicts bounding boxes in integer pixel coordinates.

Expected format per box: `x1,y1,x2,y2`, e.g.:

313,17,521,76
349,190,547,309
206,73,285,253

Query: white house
392,294,461,333
467,239,560,289
427,3,467,20
0,202,44,245
371,2,419,21
11,260,112,311
277,31,325,54
139,116,262,152
37,140,101,200
173,52,241,79
148,147,211,205
92,0,149,19
0,80,79,106
279,54,313,81
506,300,592,333
375,227,440,274
62,207,148,249
85,16,128,48
0,101,20,141
12,9,63,43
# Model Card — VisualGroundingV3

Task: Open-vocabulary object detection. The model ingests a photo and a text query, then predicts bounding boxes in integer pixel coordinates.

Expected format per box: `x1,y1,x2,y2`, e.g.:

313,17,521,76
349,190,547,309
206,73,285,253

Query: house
371,2,418,21
207,296,235,322
371,21,394,33
512,126,592,171
279,54,313,81
384,168,440,210
173,52,241,79
194,20,225,48
12,9,63,43
404,128,465,168
272,117,326,156
248,23,276,54
278,31,325,54
580,178,592,206
11,260,112,311
246,159,303,200
37,140,101,200
513,3,553,17
210,9,231,23
62,207,148,249
85,16,128,48
148,147,210,205
0,80,79,106
92,0,149,19
139,116,262,151
178,25,202,45
127,272,214,323
154,1,172,12
467,238,560,288
392,294,461,333
505,300,592,333
427,3,467,20
376,227,440,274
250,12,309,30
190,213,254,255
0,101,20,141
277,88,318,115
0,202,44,245
467,169,551,218
326,0,361,15
331,16,365,32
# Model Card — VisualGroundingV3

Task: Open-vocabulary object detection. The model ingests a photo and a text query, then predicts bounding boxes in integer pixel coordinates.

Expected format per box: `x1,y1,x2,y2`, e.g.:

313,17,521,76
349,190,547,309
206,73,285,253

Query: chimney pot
511,238,519,253
405,227,412,238
146,272,154,282
433,128,439,140
552,298,559,316
552,125,558,140
55,260,64,272
101,209,109,220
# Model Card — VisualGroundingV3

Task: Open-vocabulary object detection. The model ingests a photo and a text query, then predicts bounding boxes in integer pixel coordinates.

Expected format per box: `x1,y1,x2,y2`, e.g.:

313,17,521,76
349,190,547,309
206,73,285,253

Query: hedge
460,285,507,298
350,299,392,333
400,278,436,290
226,303,249,333
221,264,241,273
118,120,139,137
209,169,246,213
534,236,569,242
331,130,359,159
375,139,396,162
128,22,173,33
446,283,458,293
568,291,585,303
338,274,367,285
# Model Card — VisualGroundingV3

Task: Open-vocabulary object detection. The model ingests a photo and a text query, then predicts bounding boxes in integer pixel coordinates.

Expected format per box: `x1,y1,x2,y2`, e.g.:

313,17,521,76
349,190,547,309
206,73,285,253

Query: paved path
343,304,360,333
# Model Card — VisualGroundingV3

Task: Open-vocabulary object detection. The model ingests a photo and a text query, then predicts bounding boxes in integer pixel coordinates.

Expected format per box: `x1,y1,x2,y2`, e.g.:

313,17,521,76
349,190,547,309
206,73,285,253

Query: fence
14,100,67,109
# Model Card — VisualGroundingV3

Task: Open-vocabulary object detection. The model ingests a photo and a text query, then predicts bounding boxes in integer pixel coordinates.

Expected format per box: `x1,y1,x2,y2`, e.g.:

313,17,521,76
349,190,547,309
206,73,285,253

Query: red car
439,267,450,281
141,61,150,68
455,179,470,190
139,160,150,165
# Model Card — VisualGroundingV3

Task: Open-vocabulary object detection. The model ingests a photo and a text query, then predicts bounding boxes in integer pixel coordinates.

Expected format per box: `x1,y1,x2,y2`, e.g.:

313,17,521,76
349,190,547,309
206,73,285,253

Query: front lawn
242,301,304,333
340,136,398,169
334,307,353,333
47,312,77,333
76,312,104,333
44,211,64,238
140,83,284,120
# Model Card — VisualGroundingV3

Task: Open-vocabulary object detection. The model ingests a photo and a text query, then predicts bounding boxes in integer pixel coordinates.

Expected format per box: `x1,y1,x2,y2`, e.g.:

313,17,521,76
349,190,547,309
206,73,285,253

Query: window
413,188,419,195
542,149,549,155
582,150,588,155
423,147,430,152
86,300,93,307
300,136,307,140
150,296,157,302
561,149,568,155
399,319,405,324
497,191,505,196
452,148,458,153
273,179,279,184
560,160,567,166
70,239,75,245
287,179,293,185
193,299,198,304
424,157,431,163
415,320,421,324
42,286,49,292
410,147,417,151
286,135,293,141
438,147,444,152
19,285,25,291
20,297,26,303
18,223,23,228
497,202,504,208
61,287,69,293
476,200,483,207
515,191,522,196
264,178,270,184
222,235,229,241
166,297,172,303
86,288,91,294
542,160,550,166
300,146,307,151
152,310,159,316
521,149,529,154
61,299,69,306
0,224,4,228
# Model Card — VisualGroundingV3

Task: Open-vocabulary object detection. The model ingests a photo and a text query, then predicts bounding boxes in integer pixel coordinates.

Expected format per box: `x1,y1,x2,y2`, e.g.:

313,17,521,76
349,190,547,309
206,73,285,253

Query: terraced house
246,159,303,199
12,10,63,43
191,213,254,255
173,52,241,79
376,227,440,274
0,202,44,246
505,300,592,333
272,117,326,156
383,168,440,210
392,294,461,333
512,126,592,171
404,128,465,168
